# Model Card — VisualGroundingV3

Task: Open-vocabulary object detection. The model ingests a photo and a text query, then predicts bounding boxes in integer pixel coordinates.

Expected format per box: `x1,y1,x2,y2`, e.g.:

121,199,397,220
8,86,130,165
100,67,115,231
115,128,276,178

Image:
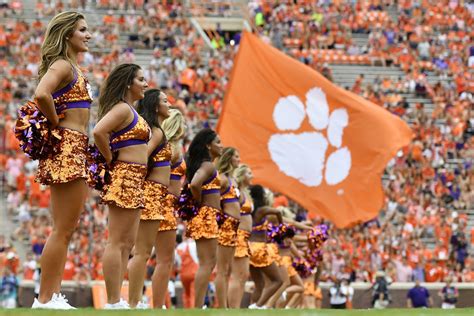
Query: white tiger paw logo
268,87,351,187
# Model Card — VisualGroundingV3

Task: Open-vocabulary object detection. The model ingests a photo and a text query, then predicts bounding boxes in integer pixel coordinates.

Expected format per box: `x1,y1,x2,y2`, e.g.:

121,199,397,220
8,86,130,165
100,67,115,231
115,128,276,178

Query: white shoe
248,303,258,309
202,304,208,309
54,293,76,309
32,293,76,310
135,301,149,309
104,298,130,310
162,305,167,309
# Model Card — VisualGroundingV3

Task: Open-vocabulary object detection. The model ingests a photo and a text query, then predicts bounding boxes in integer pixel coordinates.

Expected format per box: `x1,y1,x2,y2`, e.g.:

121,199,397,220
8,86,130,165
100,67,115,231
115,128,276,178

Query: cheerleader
248,185,283,309
215,147,241,308
228,164,253,308
93,64,150,309
303,266,323,308
274,238,305,308
127,89,171,308
31,11,92,310
185,128,223,308
152,108,186,308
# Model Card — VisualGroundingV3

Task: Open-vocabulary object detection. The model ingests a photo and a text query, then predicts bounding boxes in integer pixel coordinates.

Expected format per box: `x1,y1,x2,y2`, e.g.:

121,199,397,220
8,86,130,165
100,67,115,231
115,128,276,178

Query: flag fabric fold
217,31,412,228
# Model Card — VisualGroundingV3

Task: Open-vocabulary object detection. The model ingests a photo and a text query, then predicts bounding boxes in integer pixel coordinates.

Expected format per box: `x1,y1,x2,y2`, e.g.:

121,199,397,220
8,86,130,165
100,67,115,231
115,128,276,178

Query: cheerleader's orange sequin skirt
140,180,167,221
158,193,178,232
36,128,88,185
186,205,219,240
101,161,147,209
234,229,251,258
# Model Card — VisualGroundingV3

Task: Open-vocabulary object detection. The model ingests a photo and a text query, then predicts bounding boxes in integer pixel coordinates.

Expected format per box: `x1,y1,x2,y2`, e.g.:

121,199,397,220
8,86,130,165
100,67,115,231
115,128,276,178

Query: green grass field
1,309,473,316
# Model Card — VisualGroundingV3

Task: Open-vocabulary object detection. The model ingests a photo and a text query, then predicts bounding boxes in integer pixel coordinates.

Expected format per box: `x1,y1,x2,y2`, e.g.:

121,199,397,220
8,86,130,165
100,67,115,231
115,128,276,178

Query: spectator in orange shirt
425,258,444,282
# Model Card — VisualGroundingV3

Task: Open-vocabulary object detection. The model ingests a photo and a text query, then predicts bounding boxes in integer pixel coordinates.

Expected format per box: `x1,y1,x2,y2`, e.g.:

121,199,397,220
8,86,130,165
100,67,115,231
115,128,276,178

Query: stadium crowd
0,0,473,309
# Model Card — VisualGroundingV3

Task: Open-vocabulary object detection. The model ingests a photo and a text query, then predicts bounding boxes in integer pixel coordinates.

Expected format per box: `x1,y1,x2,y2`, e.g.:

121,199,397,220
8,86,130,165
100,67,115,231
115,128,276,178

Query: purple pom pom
292,257,313,278
86,145,111,191
307,224,329,251
267,223,296,243
14,100,63,160
177,186,199,221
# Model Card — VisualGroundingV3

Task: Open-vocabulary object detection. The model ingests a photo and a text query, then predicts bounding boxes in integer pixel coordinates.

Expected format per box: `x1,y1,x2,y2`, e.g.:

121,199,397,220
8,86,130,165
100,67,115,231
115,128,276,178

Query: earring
127,86,130,89
66,37,69,40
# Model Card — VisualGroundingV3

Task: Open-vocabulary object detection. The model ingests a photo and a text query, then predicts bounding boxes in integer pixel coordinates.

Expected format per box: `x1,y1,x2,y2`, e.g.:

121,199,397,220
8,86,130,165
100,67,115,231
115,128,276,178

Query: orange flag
217,32,413,227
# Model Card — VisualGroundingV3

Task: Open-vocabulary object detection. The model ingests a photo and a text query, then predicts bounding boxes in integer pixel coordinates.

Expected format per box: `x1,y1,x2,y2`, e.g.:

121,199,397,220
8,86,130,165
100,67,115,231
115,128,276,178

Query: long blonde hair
216,147,238,176
38,11,85,80
234,164,250,188
234,164,251,199
162,109,185,143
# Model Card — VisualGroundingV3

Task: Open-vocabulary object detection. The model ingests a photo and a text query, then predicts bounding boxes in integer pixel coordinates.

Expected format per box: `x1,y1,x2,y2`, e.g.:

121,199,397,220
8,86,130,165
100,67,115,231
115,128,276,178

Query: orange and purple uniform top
150,141,172,168
53,67,93,111
240,193,253,216
202,170,220,195
170,158,186,181
110,105,151,151
221,176,240,204
252,219,269,235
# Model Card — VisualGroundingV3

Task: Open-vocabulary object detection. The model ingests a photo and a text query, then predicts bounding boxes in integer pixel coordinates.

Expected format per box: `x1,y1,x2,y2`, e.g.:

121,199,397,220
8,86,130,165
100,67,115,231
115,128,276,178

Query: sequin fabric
279,255,297,277
141,180,167,220
170,159,186,180
240,194,253,215
217,214,240,247
36,128,88,185
110,114,151,149
101,161,147,209
267,243,281,262
221,177,240,204
186,205,219,240
151,142,172,165
252,220,269,232
234,229,251,258
304,282,323,299
202,171,220,192
249,242,273,268
158,193,178,232
53,73,92,107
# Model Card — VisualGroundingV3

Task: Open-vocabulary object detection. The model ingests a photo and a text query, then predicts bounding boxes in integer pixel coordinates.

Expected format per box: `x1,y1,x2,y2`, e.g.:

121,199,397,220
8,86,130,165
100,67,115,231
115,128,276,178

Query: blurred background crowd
0,0,473,308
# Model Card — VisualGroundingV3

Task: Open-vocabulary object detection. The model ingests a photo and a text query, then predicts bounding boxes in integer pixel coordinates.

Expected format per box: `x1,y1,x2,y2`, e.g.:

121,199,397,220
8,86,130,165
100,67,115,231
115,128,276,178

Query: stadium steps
351,33,369,47
386,5,399,22
0,175,29,265
1,0,35,266
0,186,14,237
329,64,436,114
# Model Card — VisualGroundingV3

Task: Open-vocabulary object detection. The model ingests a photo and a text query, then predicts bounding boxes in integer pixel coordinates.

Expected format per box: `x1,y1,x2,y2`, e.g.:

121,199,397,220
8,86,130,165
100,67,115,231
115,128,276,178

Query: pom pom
305,248,324,269
216,212,227,227
292,257,313,278
267,223,296,243
307,224,329,251
304,225,328,269
177,185,199,221
14,101,66,160
86,145,111,191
